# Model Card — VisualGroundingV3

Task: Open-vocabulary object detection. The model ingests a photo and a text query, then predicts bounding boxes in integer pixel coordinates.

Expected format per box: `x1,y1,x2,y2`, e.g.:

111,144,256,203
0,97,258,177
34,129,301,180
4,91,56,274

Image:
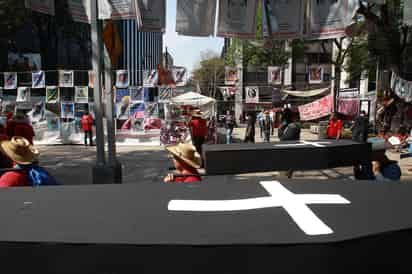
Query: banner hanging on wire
176,0,216,37
217,0,258,38
99,0,137,20
135,0,166,32
263,0,304,40
68,0,91,23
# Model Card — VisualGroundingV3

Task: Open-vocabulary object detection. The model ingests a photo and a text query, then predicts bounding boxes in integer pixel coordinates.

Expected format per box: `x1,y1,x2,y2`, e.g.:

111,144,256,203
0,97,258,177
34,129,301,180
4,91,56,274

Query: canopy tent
171,92,216,106
281,88,330,98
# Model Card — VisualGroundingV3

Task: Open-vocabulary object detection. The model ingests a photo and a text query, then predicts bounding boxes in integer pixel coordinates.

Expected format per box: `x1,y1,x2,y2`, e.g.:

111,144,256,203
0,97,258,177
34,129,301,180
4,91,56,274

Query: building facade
118,20,163,86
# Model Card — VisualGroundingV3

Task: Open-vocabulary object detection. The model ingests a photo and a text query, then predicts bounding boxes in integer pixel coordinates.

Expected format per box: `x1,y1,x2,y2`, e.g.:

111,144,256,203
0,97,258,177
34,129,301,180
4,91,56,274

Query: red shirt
189,118,208,137
173,176,201,183
327,119,343,138
13,123,35,144
0,171,30,187
81,114,93,131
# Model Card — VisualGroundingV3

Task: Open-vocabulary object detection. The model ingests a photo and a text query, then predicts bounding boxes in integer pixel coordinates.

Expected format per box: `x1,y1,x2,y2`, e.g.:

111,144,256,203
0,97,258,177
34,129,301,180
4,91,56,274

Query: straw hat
0,137,39,165
166,143,201,169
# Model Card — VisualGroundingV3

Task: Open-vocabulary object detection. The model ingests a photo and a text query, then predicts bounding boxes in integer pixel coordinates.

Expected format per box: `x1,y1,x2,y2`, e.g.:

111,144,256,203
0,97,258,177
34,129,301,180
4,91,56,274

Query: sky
163,0,224,74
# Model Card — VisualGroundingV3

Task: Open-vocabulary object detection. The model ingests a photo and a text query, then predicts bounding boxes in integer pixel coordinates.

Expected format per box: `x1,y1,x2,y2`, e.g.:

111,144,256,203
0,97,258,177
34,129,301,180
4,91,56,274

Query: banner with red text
298,94,332,121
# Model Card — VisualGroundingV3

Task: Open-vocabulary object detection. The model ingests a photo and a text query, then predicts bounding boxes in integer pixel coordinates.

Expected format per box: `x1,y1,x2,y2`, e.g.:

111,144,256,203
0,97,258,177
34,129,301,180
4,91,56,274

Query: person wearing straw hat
164,143,202,183
0,137,39,187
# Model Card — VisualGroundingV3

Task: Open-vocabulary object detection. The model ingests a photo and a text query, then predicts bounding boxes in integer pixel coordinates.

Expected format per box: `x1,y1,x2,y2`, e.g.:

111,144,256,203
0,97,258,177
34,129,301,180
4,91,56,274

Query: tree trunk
334,67,341,113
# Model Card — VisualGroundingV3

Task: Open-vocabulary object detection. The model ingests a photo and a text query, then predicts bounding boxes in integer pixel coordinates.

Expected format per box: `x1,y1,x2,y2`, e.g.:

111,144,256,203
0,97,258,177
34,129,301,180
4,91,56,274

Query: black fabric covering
0,180,411,273
203,140,371,175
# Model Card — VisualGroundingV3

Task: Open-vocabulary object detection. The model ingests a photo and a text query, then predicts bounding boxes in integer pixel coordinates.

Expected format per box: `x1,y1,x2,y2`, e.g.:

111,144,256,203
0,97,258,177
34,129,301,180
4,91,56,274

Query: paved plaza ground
39,128,412,185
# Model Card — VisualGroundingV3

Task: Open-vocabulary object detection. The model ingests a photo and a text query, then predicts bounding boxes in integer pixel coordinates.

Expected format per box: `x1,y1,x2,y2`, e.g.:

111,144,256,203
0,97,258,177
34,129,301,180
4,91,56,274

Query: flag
136,0,166,32
263,0,304,40
217,0,258,38
103,20,123,68
25,0,55,15
176,0,216,37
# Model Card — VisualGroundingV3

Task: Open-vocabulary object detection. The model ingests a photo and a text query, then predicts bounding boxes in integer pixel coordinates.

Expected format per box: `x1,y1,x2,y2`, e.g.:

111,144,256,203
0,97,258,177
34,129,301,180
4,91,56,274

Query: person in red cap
189,110,208,158
81,111,94,146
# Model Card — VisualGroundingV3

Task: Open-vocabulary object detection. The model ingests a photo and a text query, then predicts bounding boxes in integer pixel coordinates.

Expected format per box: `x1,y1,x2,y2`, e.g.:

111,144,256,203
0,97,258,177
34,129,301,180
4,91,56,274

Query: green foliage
192,51,225,96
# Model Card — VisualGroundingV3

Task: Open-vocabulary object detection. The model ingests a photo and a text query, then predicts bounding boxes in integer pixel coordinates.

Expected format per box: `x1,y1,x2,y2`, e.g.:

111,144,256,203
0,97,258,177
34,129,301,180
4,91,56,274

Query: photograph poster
61,102,75,119
4,72,17,90
16,87,31,103
59,70,74,87
308,65,324,84
116,70,130,88
32,70,45,89
75,86,89,103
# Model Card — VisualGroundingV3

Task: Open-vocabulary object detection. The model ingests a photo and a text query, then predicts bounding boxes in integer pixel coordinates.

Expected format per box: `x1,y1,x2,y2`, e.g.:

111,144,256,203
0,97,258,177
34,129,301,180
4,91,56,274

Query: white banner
405,1,412,26
263,0,304,40
25,0,55,15
268,66,282,85
136,0,166,32
245,86,259,103
309,0,359,39
217,0,258,38
176,0,216,36
68,0,91,23
99,0,137,20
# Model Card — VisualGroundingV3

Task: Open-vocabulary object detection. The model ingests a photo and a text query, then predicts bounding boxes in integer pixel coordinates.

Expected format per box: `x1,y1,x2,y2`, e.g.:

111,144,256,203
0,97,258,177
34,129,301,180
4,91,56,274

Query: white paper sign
263,0,304,40
17,87,31,103
136,0,166,31
59,70,74,88
245,86,259,103
32,71,45,89
172,67,187,87
176,0,216,37
217,0,258,38
25,0,55,15
4,72,17,90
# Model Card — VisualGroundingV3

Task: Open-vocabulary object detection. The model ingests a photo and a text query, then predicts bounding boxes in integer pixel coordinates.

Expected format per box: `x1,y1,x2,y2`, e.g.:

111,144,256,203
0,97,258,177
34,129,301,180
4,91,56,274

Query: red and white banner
298,94,332,121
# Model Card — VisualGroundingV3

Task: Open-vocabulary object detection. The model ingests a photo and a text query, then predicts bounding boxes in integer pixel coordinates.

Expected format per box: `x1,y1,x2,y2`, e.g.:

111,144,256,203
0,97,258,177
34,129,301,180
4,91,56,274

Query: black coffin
203,140,372,175
0,180,411,273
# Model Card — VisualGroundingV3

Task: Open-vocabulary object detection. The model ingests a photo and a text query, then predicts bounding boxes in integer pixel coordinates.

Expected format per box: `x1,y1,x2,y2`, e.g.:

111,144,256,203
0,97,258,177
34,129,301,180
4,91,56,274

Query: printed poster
309,0,359,39
25,0,55,15
176,0,216,36
405,1,412,25
308,65,324,84
263,0,304,40
116,102,130,119
298,94,332,121
130,86,144,102
116,70,130,88
46,86,60,103
68,0,91,23
99,0,137,20
88,71,94,88
4,72,17,90
16,87,31,103
143,70,158,87
144,103,159,118
32,71,45,89
172,67,187,87
75,86,89,103
136,0,166,31
115,88,130,103
245,86,259,103
59,70,74,88
130,102,145,119
268,66,282,85
217,0,258,38
225,67,239,85
61,102,75,119
159,87,173,102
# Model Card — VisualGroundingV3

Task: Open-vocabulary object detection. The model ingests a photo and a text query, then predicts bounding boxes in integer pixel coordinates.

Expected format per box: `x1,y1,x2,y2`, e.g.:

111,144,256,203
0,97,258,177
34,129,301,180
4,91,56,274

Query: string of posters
24,0,406,40
390,71,412,103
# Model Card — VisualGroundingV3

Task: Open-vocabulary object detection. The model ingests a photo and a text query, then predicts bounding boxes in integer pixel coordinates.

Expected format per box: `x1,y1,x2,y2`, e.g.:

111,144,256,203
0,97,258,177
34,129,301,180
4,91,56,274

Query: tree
192,51,225,98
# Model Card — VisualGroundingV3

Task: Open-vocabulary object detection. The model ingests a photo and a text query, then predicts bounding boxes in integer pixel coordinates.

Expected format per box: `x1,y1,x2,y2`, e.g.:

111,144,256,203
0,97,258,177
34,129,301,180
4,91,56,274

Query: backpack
0,165,59,186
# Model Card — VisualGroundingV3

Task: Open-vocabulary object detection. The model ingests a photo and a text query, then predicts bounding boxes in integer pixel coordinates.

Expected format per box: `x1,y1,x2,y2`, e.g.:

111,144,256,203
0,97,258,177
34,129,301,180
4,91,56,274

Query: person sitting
278,108,300,141
372,152,401,182
326,112,343,140
164,143,202,183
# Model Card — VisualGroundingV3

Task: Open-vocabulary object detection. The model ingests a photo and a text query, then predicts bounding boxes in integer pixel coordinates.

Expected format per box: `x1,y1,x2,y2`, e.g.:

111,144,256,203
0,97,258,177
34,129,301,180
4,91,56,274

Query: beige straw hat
166,143,201,169
0,137,39,165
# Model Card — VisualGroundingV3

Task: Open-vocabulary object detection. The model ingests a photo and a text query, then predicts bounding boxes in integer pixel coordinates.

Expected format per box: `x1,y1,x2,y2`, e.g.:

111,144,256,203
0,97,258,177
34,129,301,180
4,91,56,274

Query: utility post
91,0,107,184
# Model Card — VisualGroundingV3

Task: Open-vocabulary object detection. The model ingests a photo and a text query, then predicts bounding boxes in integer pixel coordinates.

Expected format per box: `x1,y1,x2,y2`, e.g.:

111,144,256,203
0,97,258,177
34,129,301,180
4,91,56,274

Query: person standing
244,113,256,143
326,112,343,140
81,111,94,146
262,110,272,142
189,110,208,157
257,110,264,138
352,111,369,143
225,110,237,144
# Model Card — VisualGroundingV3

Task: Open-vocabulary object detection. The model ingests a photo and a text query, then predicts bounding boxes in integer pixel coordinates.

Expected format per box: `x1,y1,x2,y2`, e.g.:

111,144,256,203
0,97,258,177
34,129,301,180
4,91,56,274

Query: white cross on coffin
274,140,332,148
168,181,351,236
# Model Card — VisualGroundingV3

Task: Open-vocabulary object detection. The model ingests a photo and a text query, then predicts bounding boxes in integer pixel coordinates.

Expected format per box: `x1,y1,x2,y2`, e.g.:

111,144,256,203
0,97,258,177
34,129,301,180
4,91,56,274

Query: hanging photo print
46,86,60,103
159,87,173,102
130,102,145,119
144,103,159,118
75,86,89,103
28,101,46,124
59,70,74,87
116,101,130,119
263,0,304,40
245,86,259,103
32,71,45,89
217,0,258,38
172,67,187,87
116,70,130,88
268,66,282,85
115,88,130,103
225,67,239,85
130,87,144,102
176,0,216,36
308,65,324,84
16,87,31,103
143,70,158,87
4,72,17,90
136,0,166,31
88,71,94,88
61,102,75,119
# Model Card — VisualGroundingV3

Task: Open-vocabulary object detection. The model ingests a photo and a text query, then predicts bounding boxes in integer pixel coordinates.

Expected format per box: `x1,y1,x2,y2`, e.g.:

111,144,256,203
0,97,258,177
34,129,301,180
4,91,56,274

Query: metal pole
91,0,106,167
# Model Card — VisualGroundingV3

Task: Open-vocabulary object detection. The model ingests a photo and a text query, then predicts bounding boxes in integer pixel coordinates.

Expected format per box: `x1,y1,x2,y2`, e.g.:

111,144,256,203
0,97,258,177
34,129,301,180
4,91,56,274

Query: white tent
171,92,216,106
